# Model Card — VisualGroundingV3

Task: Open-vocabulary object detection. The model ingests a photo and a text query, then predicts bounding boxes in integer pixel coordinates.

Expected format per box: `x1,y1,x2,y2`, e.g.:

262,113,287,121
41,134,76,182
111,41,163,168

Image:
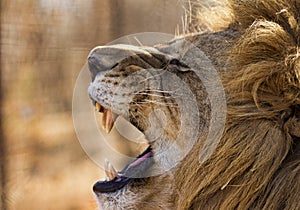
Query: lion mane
176,0,300,209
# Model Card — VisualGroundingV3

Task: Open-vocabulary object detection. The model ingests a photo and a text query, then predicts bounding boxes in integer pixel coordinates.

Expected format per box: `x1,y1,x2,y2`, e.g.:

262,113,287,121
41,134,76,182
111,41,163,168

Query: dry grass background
0,0,183,209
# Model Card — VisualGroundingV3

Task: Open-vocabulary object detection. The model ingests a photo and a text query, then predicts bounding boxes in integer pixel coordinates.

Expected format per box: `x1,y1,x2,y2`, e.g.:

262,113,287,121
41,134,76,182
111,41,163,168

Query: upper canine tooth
105,110,114,133
102,109,108,132
102,109,114,133
96,102,101,112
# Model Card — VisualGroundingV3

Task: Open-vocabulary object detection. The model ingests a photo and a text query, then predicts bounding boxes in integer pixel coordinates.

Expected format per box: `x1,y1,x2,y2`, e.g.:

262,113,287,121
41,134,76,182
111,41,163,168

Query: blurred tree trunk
0,0,7,209
109,0,123,38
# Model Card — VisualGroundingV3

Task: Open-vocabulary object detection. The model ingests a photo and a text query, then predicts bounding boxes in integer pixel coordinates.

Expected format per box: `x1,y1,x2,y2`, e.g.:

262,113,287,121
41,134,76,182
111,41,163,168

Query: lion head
87,0,300,209
87,39,215,209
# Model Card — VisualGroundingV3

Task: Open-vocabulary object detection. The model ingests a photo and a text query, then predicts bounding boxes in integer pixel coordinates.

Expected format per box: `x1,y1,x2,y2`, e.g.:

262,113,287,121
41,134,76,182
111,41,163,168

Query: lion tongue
93,147,153,194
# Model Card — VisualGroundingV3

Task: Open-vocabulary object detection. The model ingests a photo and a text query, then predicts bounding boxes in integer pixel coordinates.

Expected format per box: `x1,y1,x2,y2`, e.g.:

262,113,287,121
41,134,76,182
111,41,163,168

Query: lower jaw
93,146,154,194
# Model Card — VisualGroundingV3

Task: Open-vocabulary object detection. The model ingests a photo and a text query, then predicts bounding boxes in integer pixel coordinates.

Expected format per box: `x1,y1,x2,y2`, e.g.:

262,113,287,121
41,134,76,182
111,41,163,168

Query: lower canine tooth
104,159,117,181
109,162,117,179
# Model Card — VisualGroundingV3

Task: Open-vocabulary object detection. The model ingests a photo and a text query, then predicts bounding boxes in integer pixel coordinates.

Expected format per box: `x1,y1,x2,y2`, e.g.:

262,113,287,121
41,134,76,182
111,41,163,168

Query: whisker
130,108,148,125
135,93,174,99
138,100,179,108
135,90,184,99
129,110,144,129
136,89,177,94
152,88,182,94
131,102,144,110
138,71,167,83
133,36,144,46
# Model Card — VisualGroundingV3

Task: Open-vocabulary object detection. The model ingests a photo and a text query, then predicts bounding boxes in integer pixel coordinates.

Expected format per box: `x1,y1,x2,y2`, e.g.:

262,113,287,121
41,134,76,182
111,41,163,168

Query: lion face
87,40,211,209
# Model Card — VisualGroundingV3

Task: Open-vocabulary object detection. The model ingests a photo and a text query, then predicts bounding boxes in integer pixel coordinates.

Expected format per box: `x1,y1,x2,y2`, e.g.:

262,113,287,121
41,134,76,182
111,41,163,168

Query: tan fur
184,0,232,33
90,0,300,209
177,0,300,209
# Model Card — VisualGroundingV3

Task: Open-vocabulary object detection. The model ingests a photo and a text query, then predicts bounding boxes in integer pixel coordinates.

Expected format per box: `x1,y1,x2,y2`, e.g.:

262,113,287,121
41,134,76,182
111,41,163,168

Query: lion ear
87,44,157,80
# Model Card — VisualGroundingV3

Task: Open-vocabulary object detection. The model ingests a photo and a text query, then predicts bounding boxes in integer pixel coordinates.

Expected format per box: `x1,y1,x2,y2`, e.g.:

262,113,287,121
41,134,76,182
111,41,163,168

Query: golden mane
177,0,300,209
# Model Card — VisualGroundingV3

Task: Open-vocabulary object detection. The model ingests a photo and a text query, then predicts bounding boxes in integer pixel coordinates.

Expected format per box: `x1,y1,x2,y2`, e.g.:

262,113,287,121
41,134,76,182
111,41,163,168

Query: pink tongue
127,152,152,168
120,147,153,179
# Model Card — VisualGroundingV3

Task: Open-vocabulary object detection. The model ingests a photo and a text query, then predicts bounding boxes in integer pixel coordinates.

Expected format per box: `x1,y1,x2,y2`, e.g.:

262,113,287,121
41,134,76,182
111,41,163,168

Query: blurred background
0,0,184,209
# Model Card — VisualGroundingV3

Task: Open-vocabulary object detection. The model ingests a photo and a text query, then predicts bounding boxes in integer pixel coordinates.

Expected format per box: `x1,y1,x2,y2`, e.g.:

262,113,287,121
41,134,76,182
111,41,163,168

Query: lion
87,0,300,209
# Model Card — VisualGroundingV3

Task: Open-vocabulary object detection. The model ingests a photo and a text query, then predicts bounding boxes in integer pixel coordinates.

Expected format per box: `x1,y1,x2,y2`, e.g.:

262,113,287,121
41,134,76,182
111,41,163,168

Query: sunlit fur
92,0,300,209
177,0,300,209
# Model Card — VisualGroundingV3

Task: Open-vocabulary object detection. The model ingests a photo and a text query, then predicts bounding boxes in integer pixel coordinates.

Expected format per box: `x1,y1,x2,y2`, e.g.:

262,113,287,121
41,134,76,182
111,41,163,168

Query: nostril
88,58,102,81
87,54,115,72
88,56,97,65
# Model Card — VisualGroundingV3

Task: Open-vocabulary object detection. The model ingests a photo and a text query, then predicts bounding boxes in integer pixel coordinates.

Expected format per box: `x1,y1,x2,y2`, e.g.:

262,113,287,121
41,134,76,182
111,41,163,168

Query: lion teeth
102,109,114,133
106,110,114,133
95,102,101,112
104,159,117,181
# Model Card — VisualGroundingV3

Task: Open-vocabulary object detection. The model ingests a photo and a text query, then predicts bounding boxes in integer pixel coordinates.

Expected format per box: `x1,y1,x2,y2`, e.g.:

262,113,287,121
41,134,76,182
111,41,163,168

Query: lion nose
87,55,107,80
88,45,135,80
88,48,117,80
87,44,155,80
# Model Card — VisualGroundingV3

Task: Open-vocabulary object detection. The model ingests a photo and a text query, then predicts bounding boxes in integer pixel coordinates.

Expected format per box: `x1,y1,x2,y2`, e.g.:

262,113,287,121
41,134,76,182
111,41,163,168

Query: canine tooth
102,110,108,132
104,158,109,174
101,109,116,133
105,110,114,133
104,159,117,180
108,162,117,179
95,102,101,112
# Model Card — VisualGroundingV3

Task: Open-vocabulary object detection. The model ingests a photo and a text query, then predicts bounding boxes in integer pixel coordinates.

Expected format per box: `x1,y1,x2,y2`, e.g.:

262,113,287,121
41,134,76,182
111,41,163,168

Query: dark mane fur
177,0,300,209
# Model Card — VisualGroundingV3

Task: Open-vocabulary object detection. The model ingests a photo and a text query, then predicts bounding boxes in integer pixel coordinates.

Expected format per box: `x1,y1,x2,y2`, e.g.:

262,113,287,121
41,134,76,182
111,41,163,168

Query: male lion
87,0,300,209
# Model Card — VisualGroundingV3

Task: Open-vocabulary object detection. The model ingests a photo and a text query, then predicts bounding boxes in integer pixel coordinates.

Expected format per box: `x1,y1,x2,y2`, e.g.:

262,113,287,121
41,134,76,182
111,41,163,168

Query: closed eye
168,58,190,72
169,58,181,65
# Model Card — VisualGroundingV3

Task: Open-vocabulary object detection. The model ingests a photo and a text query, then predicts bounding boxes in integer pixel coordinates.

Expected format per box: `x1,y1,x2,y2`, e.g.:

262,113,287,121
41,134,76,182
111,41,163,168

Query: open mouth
93,102,154,194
